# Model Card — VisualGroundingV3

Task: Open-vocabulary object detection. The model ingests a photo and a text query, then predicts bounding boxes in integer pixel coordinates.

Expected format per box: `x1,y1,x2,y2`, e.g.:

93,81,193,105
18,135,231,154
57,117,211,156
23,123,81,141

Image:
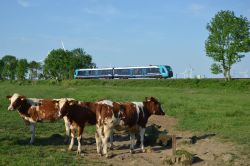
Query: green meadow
0,79,249,165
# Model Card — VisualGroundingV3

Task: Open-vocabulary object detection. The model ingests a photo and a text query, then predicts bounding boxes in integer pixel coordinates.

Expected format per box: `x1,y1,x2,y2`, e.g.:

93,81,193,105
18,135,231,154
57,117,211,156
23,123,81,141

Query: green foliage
44,48,95,80
29,61,42,80
71,48,96,68
0,59,3,79
210,63,222,74
1,55,18,80
205,10,250,80
16,59,29,80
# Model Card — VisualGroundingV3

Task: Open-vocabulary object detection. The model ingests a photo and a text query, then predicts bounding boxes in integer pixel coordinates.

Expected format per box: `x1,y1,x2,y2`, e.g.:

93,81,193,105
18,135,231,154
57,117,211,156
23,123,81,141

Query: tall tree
44,49,74,80
29,61,42,80
205,10,250,80
1,55,18,80
71,48,96,69
44,48,95,80
16,59,29,80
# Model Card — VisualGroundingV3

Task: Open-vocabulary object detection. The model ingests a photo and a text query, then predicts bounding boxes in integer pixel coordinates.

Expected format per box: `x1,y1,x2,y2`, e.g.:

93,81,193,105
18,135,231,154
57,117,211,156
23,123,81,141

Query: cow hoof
77,151,83,156
130,150,135,154
105,154,111,158
141,149,146,153
68,148,73,151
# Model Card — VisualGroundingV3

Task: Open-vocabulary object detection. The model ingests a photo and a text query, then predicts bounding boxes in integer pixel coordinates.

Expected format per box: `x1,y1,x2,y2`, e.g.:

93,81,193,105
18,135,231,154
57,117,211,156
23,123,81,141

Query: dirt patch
72,115,249,166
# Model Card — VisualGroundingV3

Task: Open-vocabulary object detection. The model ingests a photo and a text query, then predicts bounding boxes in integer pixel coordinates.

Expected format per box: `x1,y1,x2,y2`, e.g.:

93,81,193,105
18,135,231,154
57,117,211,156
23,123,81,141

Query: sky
0,0,250,78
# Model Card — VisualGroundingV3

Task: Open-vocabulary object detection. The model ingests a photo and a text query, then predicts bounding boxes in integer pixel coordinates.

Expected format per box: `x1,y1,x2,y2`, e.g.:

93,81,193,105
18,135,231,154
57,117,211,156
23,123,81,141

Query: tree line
0,48,95,80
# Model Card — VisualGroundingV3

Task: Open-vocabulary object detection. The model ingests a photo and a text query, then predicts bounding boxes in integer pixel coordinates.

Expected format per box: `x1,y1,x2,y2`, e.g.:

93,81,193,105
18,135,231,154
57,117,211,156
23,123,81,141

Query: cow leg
129,133,136,154
95,125,102,156
139,127,146,153
77,126,83,155
109,132,114,150
68,125,75,151
63,116,71,144
102,125,112,158
29,123,36,144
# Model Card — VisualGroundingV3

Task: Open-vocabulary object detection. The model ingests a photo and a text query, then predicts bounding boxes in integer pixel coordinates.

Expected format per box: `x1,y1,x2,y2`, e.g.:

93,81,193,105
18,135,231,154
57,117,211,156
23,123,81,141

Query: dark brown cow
6,93,71,144
97,97,165,155
58,99,100,155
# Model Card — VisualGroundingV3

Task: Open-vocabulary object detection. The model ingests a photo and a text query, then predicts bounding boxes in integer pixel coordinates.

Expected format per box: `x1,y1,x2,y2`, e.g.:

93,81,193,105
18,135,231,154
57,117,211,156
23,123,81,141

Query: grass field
0,79,250,165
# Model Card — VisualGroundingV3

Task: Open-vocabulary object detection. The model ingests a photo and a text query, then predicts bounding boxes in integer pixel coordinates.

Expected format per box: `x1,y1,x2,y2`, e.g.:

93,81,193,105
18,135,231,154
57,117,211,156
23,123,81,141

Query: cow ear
145,97,151,102
6,95,12,100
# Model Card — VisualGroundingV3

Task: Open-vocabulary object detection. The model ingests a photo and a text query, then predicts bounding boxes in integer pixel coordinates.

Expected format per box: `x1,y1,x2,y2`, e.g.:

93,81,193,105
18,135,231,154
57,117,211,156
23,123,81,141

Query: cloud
83,5,118,16
188,3,206,14
17,0,31,8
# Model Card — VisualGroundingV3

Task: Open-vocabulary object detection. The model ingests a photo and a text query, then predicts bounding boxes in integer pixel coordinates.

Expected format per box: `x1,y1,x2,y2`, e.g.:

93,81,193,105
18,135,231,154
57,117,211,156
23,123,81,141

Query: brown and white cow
6,93,71,144
58,99,99,155
95,102,120,157
96,97,165,155
58,98,119,156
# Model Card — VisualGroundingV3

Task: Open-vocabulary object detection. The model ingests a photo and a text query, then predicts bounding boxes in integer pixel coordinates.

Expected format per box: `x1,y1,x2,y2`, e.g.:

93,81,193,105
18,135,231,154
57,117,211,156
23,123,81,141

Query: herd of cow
6,93,165,158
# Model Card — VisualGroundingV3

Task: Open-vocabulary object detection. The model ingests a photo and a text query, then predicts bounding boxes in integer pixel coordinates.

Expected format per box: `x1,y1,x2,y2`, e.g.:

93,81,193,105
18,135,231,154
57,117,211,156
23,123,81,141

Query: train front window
165,66,172,71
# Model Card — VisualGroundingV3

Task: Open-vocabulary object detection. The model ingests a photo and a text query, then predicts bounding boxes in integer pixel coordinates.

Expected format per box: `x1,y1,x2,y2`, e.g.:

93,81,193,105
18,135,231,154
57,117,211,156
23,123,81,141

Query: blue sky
0,0,250,78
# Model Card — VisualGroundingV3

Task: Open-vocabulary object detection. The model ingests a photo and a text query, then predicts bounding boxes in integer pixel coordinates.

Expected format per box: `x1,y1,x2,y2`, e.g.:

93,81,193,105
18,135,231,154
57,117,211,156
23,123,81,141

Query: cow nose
8,106,14,111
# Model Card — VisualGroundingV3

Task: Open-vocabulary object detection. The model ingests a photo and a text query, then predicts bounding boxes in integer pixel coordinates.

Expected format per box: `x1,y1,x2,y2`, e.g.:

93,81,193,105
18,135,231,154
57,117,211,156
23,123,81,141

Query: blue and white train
74,65,173,79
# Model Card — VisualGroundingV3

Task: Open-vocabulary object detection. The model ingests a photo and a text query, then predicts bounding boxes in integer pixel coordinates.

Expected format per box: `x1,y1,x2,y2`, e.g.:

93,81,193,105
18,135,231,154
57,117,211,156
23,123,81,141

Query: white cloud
17,0,31,8
83,5,118,16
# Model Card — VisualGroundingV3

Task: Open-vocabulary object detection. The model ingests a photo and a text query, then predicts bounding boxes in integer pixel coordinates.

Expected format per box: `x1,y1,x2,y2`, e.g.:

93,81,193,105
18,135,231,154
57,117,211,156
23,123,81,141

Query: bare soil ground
74,115,249,166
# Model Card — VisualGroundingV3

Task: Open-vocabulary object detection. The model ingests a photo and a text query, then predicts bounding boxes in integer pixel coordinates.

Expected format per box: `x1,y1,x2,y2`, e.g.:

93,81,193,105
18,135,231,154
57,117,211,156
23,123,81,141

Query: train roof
76,65,163,71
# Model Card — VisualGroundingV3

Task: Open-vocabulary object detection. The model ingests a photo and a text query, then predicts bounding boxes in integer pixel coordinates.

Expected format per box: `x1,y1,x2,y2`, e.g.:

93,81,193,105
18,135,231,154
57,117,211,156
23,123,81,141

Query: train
74,65,173,79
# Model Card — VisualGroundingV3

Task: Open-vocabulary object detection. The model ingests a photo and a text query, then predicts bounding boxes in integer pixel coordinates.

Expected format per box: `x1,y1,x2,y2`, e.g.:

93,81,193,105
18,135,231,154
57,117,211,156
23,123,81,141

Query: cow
95,102,120,157
6,93,71,144
58,99,101,155
58,98,120,156
96,97,165,156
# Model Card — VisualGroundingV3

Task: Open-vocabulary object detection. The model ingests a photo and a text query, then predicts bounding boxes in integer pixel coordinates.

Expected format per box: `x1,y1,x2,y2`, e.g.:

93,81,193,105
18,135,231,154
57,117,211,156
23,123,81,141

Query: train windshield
165,66,172,71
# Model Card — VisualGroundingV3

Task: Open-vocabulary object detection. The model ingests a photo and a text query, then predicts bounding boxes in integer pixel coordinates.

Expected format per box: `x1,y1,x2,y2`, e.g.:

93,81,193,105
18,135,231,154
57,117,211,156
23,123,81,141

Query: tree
44,49,73,80
29,61,42,80
44,48,95,80
0,59,4,79
205,10,250,80
71,48,96,69
16,59,29,80
1,55,18,80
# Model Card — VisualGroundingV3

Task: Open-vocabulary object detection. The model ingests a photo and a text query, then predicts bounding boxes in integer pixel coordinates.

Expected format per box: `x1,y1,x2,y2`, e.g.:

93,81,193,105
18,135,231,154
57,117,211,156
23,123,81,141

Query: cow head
57,98,76,118
6,93,26,111
143,97,165,115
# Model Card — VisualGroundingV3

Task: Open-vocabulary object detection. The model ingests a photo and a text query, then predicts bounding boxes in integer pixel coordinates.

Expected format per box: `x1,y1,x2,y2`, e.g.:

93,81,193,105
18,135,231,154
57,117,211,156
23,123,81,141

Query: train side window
115,69,129,75
132,68,143,75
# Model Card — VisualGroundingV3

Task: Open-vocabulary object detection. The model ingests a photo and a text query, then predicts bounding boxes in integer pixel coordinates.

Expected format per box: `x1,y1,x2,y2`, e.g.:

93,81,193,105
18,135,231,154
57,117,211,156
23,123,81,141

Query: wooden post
172,134,176,155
